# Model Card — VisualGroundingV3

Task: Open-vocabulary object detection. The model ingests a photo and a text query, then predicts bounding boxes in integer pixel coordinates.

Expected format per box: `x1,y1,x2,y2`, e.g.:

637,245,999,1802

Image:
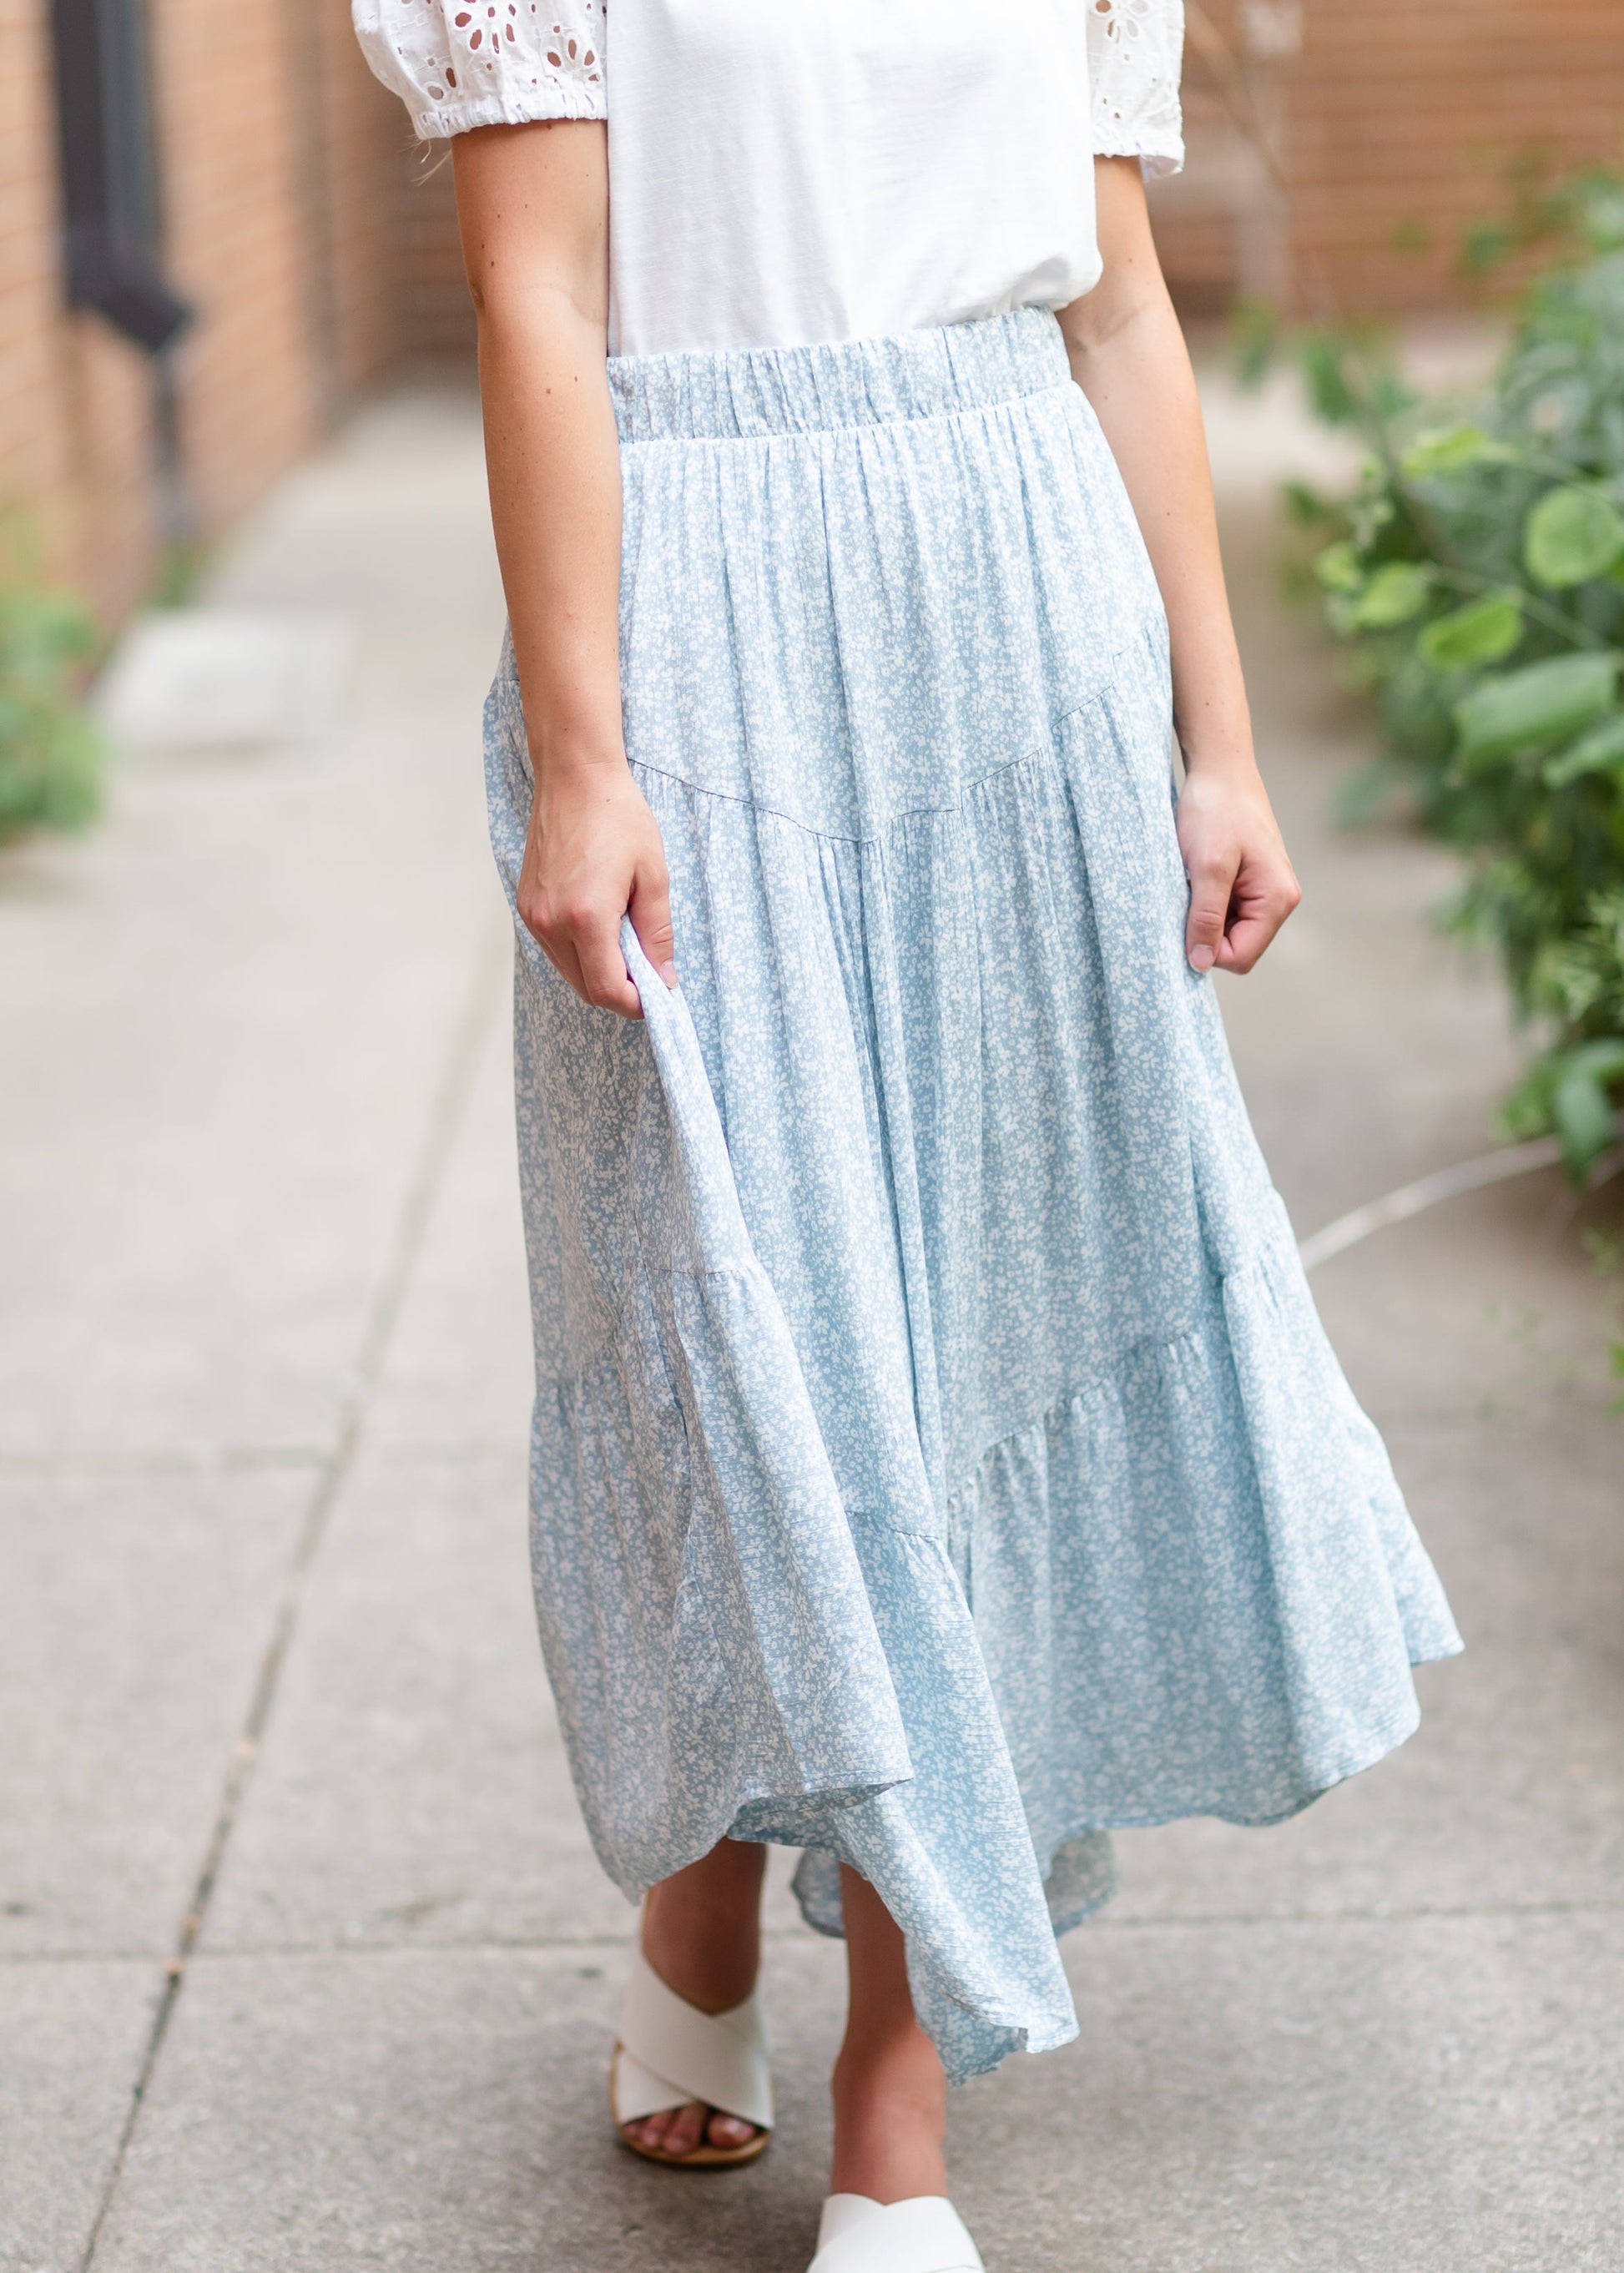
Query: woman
354,5,1461,2266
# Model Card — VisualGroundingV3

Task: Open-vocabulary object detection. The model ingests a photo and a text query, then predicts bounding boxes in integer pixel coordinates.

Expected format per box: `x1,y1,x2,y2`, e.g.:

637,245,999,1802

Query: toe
623,2101,758,2162
663,2099,707,2157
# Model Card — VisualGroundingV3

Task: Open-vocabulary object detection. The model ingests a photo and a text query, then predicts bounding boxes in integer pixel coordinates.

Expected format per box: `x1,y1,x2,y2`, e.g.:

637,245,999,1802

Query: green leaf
1313,539,1364,593
0,522,103,844
1500,1059,1561,1142
1369,371,1419,424
1281,477,1334,529
1230,295,1279,391
1460,220,1516,276
1541,709,1624,786
1299,335,1361,427
1567,1036,1624,1082
1400,424,1504,478
1332,757,1413,825
1455,651,1619,761
1551,1039,1624,1177
1523,486,1624,587
1352,561,1432,627
1349,494,1395,549
1417,592,1524,671
1576,182,1624,252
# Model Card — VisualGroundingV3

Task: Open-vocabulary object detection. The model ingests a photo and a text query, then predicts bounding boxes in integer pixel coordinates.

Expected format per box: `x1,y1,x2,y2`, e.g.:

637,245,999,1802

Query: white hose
1298,1136,1567,1273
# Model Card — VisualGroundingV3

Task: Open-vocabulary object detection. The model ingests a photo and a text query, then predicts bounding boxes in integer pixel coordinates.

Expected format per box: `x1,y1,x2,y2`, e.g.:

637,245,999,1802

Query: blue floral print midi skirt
484,306,1461,2085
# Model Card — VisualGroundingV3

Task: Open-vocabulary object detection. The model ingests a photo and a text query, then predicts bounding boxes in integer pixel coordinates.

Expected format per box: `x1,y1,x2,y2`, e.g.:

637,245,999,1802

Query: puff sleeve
1086,0,1184,179
352,0,605,141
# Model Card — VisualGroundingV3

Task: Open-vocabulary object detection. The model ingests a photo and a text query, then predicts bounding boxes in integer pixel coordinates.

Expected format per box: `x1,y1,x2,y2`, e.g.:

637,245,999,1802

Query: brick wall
0,0,406,631
391,141,477,365
1288,0,1624,315
0,0,152,614
302,0,406,398
1152,0,1624,320
152,0,323,550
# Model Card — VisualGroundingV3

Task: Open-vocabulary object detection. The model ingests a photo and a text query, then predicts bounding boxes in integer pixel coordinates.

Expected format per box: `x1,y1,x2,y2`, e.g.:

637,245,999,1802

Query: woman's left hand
1063,162,1303,984
1175,757,1302,975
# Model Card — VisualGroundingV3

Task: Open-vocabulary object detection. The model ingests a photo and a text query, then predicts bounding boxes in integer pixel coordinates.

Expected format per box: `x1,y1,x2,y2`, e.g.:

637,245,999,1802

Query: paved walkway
3,377,1619,2273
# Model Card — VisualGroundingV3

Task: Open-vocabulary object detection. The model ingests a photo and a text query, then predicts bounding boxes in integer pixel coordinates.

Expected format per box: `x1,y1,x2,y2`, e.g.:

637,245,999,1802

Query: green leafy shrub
0,527,101,846
1267,172,1624,1179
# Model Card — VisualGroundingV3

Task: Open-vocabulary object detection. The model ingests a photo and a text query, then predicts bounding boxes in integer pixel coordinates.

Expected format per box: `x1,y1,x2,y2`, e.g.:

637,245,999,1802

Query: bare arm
1057,157,1299,974
453,120,672,1017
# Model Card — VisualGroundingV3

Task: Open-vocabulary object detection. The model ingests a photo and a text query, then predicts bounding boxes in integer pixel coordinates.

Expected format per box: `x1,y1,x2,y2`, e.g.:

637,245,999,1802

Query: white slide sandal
807,2194,986,2272
610,1945,774,2168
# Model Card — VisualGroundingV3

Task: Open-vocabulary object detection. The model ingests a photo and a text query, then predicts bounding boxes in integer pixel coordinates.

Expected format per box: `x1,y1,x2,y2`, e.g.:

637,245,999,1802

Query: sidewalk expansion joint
73,909,511,2273
23,1895,1609,1971
0,1446,333,1479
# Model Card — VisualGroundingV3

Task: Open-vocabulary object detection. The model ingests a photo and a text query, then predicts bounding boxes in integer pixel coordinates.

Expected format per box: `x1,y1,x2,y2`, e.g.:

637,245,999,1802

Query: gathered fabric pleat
487,307,1461,2084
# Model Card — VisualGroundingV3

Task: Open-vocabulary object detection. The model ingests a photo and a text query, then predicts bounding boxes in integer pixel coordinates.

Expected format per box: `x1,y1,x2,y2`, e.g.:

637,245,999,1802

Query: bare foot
621,1837,768,2160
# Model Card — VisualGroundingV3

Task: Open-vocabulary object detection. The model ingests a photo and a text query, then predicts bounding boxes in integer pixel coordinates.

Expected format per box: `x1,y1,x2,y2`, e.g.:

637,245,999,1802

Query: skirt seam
942,1238,1290,1513
628,624,1166,848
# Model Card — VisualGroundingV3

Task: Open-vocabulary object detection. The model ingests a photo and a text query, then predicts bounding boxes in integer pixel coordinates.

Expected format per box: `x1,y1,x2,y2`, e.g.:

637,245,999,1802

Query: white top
354,0,1184,358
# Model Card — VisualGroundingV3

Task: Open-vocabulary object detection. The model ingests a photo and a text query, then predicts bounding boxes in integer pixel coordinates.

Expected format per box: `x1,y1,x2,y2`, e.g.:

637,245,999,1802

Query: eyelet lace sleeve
352,0,605,140
1087,0,1184,178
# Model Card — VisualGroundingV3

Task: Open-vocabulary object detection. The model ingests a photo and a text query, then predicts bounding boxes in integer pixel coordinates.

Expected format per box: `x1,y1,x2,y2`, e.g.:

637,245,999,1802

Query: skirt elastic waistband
608,305,1072,444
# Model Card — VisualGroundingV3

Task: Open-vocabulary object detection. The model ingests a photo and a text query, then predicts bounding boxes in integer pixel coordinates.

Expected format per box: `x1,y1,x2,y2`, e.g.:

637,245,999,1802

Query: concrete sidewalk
2,378,1619,2273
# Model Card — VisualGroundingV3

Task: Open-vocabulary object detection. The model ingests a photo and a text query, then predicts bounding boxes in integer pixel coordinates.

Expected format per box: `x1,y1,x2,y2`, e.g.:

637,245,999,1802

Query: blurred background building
1160,0,1624,317
1,0,1621,631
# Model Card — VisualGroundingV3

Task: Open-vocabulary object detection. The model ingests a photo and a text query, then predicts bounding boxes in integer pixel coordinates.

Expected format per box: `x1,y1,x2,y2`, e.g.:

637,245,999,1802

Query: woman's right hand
452,118,658,1016
517,759,676,1020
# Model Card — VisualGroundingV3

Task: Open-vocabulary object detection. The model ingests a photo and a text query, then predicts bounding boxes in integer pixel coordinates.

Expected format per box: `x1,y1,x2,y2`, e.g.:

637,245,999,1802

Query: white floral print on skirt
483,307,1462,2085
